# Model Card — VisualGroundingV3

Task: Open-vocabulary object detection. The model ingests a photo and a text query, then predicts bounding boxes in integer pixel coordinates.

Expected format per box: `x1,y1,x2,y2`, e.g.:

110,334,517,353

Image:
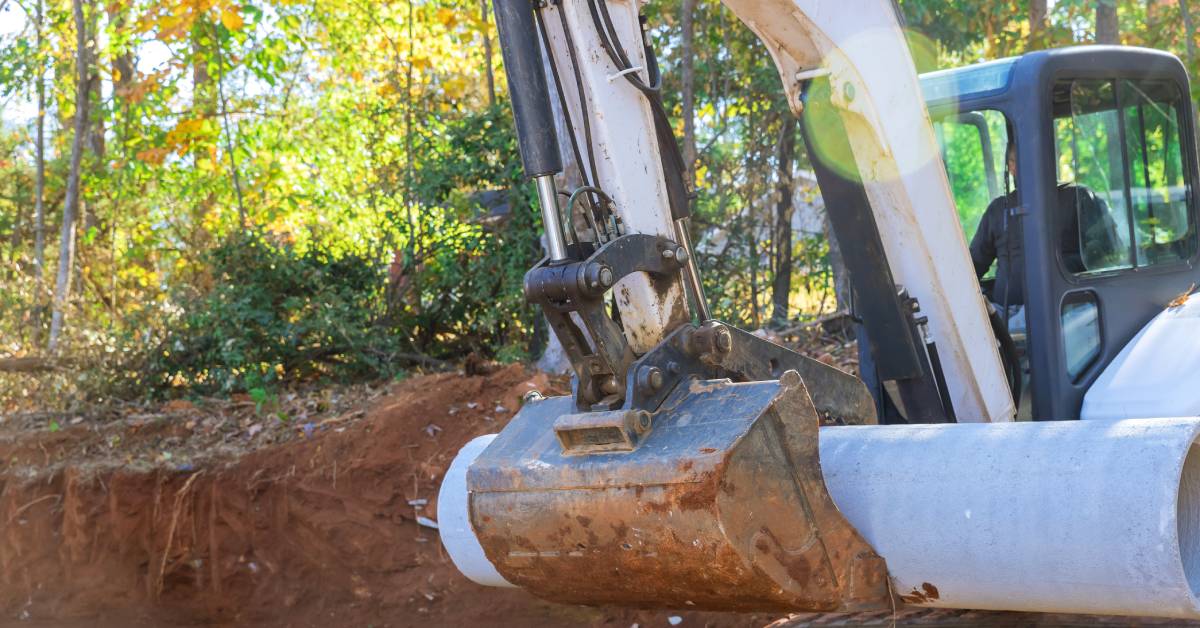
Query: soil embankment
0,366,770,627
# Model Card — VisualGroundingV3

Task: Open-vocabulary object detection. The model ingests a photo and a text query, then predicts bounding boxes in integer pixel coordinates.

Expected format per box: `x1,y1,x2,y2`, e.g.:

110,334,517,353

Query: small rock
494,404,509,414
416,516,439,529
668,617,682,626
247,423,264,437
423,423,443,437
466,402,480,409
408,498,428,507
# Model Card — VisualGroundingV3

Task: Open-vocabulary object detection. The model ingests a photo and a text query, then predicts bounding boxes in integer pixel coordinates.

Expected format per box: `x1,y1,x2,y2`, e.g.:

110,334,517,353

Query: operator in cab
969,140,1025,333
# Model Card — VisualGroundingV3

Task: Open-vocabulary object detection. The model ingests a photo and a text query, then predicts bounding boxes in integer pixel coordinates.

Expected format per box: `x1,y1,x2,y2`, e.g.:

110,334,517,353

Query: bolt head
599,266,614,287
633,410,652,433
646,366,664,390
714,327,733,353
661,248,676,260
674,246,689,264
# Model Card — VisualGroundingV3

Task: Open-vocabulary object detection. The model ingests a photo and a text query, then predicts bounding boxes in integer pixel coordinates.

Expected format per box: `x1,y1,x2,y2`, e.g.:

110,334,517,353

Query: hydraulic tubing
535,175,568,262
673,217,711,321
493,0,568,262
492,0,561,178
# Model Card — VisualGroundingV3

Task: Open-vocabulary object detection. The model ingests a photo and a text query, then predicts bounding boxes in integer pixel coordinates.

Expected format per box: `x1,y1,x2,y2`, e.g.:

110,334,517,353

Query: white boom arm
537,0,1014,422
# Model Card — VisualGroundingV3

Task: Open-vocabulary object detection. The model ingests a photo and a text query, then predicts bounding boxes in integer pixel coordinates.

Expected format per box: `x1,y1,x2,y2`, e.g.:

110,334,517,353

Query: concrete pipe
819,417,1200,619
441,417,1200,619
436,434,515,588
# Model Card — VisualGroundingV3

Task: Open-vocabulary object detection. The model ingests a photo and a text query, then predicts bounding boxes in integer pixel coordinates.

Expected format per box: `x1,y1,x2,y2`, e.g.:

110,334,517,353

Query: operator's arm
969,202,998,279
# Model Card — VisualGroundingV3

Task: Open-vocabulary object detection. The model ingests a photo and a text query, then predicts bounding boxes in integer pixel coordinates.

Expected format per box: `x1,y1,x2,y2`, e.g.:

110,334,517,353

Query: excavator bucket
463,370,892,612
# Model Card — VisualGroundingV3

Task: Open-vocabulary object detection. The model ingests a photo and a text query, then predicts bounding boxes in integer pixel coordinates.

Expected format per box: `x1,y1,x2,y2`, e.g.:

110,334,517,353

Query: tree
770,116,796,325
1096,0,1119,43
48,0,90,352
31,0,46,334
679,0,697,180
480,0,495,108
1029,0,1047,47
1181,0,1197,69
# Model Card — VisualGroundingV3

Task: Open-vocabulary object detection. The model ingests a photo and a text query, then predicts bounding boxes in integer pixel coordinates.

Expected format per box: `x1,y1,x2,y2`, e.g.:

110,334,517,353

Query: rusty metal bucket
465,371,892,612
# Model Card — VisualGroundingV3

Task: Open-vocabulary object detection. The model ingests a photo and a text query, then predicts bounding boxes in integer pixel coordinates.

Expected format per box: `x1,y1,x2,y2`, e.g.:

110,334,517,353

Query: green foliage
148,233,401,394
1,0,1198,409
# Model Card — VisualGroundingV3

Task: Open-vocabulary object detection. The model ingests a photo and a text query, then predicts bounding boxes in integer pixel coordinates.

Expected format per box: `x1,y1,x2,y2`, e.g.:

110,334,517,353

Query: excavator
437,0,1200,621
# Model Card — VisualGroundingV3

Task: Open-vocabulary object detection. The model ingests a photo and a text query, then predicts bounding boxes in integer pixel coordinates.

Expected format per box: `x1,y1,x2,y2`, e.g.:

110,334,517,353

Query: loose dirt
0,365,777,627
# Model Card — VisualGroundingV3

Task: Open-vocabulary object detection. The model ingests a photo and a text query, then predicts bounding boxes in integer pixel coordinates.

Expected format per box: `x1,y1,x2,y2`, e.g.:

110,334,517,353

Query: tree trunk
822,209,851,311
480,0,496,108
1182,0,1197,70
109,3,134,101
1029,0,1047,47
770,116,797,325
211,20,246,226
679,0,698,181
32,0,47,327
48,0,91,352
80,3,103,236
1096,0,1119,44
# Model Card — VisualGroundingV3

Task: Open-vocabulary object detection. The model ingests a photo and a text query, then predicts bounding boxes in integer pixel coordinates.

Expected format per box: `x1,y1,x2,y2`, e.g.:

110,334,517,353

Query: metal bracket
524,233,685,411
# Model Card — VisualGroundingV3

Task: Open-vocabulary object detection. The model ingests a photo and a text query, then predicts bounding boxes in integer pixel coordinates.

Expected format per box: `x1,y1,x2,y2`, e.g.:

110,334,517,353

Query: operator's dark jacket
970,190,1024,307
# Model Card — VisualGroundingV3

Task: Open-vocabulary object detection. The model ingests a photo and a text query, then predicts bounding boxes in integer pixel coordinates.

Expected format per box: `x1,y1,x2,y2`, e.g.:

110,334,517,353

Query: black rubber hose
987,301,1023,408
493,0,562,178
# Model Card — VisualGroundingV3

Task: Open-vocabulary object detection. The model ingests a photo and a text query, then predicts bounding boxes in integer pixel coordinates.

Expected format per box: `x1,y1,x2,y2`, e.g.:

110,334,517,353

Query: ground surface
0,364,782,627
4,326,1184,627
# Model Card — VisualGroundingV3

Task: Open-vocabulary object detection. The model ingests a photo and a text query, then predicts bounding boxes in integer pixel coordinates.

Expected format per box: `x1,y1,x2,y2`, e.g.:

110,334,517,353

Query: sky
0,1,173,133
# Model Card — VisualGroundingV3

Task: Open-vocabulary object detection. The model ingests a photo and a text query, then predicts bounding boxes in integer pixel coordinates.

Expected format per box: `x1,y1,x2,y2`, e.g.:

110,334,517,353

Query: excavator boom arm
517,0,1013,422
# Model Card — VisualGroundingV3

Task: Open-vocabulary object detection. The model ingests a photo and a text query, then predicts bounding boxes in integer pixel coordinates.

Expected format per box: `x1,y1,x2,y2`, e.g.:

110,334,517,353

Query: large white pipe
820,417,1200,619
437,434,515,588
441,418,1200,618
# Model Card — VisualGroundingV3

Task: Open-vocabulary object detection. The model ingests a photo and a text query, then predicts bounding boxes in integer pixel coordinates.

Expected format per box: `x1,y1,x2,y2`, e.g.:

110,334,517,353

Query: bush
148,233,403,395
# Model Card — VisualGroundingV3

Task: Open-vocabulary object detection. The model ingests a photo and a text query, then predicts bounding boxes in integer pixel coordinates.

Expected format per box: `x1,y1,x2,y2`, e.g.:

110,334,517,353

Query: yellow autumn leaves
137,0,245,43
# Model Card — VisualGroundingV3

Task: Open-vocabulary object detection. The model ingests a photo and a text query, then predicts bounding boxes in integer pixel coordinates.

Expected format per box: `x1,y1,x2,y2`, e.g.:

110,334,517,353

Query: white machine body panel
1082,294,1200,421
537,0,689,353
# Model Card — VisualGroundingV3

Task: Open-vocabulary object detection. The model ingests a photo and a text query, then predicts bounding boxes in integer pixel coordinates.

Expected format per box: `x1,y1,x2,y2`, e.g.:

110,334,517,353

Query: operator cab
922,47,1200,420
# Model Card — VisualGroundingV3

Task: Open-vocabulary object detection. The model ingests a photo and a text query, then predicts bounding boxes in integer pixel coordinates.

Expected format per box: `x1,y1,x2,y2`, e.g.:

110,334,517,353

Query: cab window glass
1053,79,1197,275
932,110,1011,245
1062,291,1101,380
1120,81,1197,266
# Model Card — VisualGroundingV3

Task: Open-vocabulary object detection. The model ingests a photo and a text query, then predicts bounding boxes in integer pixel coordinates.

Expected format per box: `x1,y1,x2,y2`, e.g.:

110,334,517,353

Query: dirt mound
0,366,772,627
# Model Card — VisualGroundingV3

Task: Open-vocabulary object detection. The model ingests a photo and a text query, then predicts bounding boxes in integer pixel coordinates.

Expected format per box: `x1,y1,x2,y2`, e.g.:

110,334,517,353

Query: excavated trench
0,366,765,627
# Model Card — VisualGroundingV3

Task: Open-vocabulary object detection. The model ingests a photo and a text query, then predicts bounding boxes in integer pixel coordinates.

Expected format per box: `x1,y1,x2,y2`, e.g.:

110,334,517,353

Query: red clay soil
0,366,777,627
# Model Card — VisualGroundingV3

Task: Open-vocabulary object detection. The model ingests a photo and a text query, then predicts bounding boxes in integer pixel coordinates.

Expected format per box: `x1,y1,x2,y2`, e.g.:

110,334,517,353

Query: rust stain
575,515,592,527
673,472,720,511
677,460,694,472
1168,282,1196,309
699,447,717,454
